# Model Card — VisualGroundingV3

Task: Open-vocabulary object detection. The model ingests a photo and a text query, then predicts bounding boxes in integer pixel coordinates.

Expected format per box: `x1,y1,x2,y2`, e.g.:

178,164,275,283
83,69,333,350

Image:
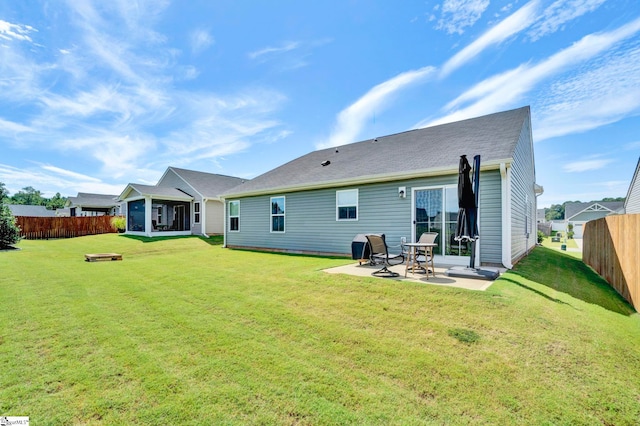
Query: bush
567,231,574,239
537,230,545,244
0,204,21,249
110,216,126,232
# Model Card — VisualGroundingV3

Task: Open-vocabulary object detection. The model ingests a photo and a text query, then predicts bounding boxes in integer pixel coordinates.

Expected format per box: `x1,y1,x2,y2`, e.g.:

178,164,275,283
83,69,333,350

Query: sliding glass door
413,186,472,259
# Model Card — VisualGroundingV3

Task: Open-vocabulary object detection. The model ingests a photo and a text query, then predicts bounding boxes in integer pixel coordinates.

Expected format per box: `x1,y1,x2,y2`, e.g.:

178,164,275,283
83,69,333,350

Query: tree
0,204,20,249
0,182,8,203
46,192,67,210
545,204,564,221
11,186,44,206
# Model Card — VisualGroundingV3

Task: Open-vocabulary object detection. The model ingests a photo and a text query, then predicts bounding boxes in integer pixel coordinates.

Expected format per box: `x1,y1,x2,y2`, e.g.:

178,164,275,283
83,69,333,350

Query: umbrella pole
469,155,481,269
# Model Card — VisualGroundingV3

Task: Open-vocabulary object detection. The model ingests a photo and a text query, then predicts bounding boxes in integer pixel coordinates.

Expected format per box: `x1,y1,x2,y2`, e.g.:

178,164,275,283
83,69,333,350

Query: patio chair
365,234,405,278
417,232,438,260
417,232,438,277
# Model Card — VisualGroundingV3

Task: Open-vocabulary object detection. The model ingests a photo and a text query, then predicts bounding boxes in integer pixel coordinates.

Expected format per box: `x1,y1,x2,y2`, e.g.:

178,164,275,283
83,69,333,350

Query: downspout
501,163,513,269
222,197,227,248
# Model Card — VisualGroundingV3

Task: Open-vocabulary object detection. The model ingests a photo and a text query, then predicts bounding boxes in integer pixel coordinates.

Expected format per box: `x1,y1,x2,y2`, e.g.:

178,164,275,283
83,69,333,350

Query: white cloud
0,1,289,187
563,158,613,172
420,17,640,129
248,41,300,60
190,29,214,55
0,118,34,134
625,141,640,150
39,164,102,182
535,41,640,141
440,1,540,78
436,0,490,35
0,163,125,197
0,20,36,42
317,67,435,149
529,0,607,41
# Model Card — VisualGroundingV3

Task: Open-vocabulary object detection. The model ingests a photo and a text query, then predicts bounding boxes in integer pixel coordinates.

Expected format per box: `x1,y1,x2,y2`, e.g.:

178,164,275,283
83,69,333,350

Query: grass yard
1,234,639,425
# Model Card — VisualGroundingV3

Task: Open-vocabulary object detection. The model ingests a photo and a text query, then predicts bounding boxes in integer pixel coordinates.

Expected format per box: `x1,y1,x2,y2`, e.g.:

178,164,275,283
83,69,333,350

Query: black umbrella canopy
454,155,478,242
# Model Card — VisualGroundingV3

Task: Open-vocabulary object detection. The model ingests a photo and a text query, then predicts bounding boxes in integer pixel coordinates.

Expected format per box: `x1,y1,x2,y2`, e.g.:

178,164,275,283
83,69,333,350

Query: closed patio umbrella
446,154,499,280
454,154,478,243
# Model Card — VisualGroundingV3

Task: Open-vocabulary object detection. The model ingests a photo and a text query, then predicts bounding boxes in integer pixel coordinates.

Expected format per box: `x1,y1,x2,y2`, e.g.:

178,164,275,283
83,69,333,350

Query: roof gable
565,201,625,220
165,167,245,199
224,106,530,197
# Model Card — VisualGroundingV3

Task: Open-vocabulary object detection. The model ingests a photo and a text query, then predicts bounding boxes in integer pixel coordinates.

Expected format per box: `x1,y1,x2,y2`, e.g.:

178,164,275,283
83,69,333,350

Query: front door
412,186,472,260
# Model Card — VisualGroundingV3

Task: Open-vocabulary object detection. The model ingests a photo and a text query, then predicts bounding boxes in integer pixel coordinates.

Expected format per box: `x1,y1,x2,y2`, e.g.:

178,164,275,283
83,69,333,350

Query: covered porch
119,184,194,237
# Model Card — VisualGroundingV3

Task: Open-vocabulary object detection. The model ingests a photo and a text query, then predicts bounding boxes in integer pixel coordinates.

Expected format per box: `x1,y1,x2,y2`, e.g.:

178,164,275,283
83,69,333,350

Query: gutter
223,159,514,199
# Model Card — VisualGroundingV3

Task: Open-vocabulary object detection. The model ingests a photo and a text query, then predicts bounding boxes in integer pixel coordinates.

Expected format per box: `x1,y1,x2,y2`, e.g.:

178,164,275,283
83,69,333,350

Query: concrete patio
323,262,505,291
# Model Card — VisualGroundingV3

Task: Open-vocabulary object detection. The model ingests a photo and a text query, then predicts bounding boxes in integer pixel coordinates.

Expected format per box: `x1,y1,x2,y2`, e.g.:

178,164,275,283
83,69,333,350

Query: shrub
567,231,574,239
537,230,545,244
110,216,126,232
0,204,21,249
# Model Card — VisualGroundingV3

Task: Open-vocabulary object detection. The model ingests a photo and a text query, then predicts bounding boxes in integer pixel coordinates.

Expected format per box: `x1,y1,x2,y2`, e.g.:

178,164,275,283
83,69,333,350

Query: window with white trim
194,202,201,224
229,201,240,232
336,189,358,220
271,196,285,233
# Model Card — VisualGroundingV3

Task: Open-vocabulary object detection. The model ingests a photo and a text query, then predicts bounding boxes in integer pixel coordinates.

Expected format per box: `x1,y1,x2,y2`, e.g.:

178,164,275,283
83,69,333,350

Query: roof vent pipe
321,160,331,166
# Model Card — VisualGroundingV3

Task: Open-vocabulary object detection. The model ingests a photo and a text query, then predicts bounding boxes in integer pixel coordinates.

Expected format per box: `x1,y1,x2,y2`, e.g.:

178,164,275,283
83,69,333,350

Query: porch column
145,197,153,237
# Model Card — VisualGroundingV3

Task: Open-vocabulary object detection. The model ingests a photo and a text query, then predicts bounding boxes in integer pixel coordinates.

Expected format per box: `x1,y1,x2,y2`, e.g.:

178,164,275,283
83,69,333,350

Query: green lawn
1,235,639,425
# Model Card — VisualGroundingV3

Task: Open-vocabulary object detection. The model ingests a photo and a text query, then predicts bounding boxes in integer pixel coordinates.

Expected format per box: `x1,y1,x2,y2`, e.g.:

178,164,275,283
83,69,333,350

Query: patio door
412,186,472,261
174,205,185,231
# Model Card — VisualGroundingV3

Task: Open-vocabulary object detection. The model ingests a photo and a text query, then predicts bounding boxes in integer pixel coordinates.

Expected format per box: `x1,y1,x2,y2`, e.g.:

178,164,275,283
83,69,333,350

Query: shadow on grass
509,246,635,316
499,276,573,307
119,234,223,246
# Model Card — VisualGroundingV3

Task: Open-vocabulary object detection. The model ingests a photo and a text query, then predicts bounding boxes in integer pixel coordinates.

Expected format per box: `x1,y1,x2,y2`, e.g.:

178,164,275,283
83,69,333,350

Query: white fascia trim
118,184,143,201
501,163,513,269
224,159,513,199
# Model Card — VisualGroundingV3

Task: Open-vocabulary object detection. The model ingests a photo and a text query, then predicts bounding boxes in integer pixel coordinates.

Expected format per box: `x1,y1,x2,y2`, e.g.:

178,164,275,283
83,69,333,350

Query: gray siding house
624,157,640,214
119,167,244,237
65,192,122,217
564,201,624,238
222,106,541,268
6,204,56,217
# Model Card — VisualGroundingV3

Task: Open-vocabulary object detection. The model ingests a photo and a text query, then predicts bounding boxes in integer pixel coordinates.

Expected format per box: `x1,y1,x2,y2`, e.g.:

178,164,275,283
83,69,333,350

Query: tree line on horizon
0,181,68,211
543,197,626,221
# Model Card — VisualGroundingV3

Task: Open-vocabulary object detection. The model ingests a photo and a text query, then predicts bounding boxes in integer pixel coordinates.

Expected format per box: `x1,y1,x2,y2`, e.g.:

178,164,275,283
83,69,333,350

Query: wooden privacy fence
583,214,640,312
16,216,117,240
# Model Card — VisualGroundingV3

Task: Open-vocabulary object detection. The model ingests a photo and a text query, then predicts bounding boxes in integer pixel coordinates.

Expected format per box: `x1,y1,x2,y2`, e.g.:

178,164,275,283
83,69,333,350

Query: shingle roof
565,201,625,220
67,192,120,208
6,204,56,217
168,167,245,199
224,106,530,197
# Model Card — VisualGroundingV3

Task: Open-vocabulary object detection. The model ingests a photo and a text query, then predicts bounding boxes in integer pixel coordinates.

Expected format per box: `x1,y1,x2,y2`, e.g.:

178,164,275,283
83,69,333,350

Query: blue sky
1,0,639,208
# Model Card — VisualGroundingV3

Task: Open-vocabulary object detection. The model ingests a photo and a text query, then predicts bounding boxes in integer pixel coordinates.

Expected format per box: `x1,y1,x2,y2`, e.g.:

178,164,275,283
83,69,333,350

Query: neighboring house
55,208,71,217
537,208,546,223
65,193,122,217
6,204,56,217
119,167,245,237
564,201,625,238
624,157,640,214
222,106,542,269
